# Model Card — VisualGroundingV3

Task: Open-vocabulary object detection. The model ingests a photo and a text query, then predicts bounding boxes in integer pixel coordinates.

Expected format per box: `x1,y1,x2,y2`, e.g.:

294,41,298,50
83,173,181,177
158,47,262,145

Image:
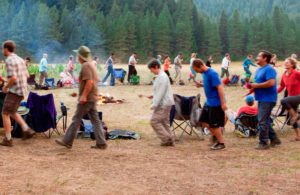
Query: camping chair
234,113,258,138
170,94,203,140
114,68,127,84
272,104,300,133
27,92,59,138
45,78,55,89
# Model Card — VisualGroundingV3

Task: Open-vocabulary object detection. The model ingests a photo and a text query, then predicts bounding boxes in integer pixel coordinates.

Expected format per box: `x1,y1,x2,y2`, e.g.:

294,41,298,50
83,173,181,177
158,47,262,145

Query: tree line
0,0,299,63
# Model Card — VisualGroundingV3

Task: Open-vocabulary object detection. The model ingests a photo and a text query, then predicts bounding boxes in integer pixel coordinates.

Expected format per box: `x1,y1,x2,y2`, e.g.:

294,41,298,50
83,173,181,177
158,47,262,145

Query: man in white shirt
221,53,231,78
147,59,175,147
128,53,138,83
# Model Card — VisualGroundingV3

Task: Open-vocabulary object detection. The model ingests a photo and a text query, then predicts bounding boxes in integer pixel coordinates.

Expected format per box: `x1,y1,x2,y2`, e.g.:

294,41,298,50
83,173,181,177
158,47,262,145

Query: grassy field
1,62,300,195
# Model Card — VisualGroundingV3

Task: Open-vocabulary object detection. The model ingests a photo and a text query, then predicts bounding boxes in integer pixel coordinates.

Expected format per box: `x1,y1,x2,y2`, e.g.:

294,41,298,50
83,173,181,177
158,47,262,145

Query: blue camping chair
45,78,55,89
114,68,127,83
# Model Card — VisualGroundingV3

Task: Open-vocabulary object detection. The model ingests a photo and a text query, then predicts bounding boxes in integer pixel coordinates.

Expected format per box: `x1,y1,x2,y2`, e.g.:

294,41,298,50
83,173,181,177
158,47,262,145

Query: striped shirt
5,54,28,96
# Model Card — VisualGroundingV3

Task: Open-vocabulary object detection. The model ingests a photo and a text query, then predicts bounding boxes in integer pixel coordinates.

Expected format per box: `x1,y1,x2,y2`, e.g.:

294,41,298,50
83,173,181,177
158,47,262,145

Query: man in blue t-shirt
248,50,281,150
192,59,227,150
243,54,257,78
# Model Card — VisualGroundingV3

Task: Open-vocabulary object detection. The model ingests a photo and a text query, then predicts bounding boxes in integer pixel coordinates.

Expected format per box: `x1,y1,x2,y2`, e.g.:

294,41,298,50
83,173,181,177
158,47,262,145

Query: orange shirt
164,58,171,71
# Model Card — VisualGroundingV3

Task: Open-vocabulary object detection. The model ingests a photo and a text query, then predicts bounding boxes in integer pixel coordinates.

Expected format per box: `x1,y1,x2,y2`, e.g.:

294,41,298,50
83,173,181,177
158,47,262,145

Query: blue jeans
102,66,115,86
257,102,277,144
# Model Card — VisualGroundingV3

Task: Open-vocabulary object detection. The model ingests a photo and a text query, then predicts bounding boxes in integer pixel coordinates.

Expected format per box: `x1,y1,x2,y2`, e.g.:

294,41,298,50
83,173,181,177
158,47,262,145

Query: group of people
0,39,299,152
147,50,300,150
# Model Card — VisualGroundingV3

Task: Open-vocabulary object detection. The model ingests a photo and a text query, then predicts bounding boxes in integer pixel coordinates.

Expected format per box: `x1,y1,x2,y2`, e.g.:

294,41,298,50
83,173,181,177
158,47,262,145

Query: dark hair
225,53,230,57
247,101,254,106
111,53,114,56
260,50,273,63
248,54,253,58
192,59,206,68
148,59,161,69
178,53,182,56
25,57,31,62
3,40,16,52
93,57,98,60
164,55,169,60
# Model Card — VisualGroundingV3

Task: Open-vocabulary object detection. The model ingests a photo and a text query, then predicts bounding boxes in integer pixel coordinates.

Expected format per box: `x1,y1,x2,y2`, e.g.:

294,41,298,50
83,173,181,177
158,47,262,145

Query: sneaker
160,141,175,147
210,143,226,150
91,144,108,150
255,143,270,150
55,138,72,149
22,129,36,140
0,137,13,147
270,137,282,147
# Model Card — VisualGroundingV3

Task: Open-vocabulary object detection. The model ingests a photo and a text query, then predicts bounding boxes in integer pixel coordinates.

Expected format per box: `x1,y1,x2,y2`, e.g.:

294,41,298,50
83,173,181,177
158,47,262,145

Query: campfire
97,93,124,105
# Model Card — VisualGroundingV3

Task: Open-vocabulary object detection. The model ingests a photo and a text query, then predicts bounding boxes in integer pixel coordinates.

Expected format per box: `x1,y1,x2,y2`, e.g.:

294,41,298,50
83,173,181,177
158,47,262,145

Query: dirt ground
1,62,300,195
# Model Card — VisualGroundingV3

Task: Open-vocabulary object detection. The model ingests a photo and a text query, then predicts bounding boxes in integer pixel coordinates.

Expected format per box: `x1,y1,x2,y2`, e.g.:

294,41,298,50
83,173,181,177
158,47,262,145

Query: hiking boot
0,137,13,147
55,138,72,149
270,137,282,147
22,129,36,140
160,141,175,147
91,144,108,150
255,143,270,150
210,143,226,150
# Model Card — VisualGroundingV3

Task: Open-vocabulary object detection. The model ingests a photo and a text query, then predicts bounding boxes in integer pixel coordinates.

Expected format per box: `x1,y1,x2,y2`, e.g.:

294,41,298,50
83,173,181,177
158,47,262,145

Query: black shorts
200,104,225,128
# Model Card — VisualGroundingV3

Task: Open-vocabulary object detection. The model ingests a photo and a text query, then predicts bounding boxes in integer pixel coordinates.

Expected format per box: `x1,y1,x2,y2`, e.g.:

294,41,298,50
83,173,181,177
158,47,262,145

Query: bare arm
5,76,17,88
217,85,228,111
251,79,276,89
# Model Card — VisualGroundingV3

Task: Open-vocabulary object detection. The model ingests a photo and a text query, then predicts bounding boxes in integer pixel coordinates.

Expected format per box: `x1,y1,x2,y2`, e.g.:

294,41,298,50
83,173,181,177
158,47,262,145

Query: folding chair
114,68,127,83
272,104,300,133
45,78,55,89
27,92,59,138
235,113,258,138
171,94,203,140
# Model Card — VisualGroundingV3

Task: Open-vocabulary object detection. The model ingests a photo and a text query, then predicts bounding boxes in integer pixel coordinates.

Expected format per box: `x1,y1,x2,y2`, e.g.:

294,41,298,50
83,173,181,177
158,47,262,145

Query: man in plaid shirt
0,40,35,147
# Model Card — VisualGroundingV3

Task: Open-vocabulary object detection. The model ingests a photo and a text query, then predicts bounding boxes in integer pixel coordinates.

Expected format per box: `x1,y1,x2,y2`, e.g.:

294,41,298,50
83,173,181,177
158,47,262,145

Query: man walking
0,40,35,147
148,59,175,146
220,53,230,78
102,53,115,86
39,53,48,86
56,46,107,150
174,53,183,84
192,59,227,150
243,54,257,78
248,50,281,150
127,53,137,83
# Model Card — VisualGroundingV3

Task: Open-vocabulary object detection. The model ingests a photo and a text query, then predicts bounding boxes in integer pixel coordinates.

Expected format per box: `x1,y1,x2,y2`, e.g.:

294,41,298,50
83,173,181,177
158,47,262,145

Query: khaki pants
150,106,173,143
174,66,182,82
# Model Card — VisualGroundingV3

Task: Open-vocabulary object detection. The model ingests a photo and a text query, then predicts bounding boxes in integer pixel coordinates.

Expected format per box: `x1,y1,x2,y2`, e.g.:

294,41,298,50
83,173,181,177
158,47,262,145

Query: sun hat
73,46,92,62
245,95,254,103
